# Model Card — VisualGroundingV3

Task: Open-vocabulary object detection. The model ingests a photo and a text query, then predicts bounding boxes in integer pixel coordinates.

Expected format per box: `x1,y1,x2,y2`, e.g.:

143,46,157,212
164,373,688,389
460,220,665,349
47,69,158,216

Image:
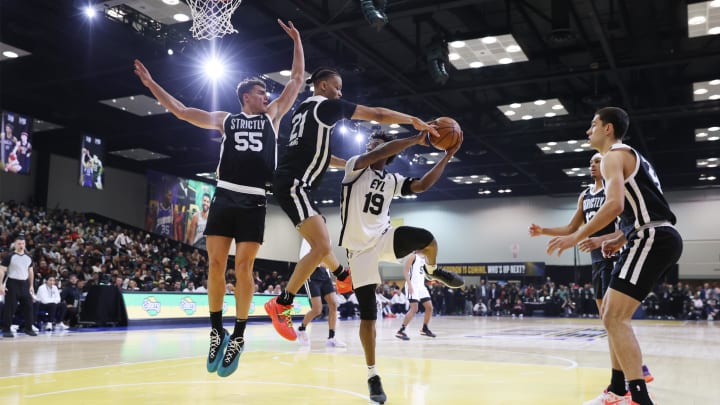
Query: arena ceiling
1,0,719,205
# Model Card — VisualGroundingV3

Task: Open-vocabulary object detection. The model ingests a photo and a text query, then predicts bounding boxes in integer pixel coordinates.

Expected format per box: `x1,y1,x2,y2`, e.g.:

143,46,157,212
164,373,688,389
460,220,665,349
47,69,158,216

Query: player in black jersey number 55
134,19,305,378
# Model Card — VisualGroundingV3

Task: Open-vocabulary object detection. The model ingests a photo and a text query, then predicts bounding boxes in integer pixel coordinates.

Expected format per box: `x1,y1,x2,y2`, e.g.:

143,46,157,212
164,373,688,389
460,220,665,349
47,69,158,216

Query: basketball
428,117,461,151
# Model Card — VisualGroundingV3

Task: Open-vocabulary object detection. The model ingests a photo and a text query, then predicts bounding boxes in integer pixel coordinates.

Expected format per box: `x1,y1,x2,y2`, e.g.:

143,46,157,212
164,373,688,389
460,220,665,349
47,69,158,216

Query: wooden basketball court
1,316,715,404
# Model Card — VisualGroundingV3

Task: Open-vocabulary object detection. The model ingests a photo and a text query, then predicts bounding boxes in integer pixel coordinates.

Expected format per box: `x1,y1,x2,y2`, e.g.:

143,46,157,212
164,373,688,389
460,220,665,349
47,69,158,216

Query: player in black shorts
264,66,438,342
548,107,682,405
529,153,654,383
134,19,305,378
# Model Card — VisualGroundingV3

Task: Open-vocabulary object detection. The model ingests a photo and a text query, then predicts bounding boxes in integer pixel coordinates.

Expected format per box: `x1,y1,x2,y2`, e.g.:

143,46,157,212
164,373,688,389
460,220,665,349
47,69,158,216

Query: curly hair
370,130,398,164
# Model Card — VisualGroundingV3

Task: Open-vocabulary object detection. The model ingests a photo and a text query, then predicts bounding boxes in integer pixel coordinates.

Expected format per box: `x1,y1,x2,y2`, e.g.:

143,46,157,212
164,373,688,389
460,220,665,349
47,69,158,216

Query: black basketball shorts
273,176,320,227
307,277,335,298
609,226,683,302
204,188,266,243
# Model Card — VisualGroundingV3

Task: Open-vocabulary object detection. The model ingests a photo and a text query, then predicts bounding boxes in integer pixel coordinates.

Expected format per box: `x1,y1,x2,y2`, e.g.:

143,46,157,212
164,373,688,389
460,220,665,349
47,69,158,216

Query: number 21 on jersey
288,111,308,147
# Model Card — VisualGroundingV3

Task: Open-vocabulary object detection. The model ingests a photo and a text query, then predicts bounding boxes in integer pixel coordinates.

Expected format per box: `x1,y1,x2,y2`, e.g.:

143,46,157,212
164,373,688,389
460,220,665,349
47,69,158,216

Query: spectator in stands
390,289,408,315
375,286,394,318
476,279,490,310
511,299,525,318
473,301,487,316
35,276,67,330
706,299,718,321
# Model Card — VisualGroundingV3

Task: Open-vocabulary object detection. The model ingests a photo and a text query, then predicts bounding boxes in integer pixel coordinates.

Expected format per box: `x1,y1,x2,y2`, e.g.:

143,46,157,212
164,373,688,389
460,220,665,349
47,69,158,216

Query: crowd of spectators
0,201,290,328
371,275,720,321
2,200,719,329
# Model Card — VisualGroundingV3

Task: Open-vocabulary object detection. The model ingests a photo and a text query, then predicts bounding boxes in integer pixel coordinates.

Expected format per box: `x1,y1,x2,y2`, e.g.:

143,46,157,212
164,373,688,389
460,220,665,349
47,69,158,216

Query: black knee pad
354,284,378,321
393,226,434,258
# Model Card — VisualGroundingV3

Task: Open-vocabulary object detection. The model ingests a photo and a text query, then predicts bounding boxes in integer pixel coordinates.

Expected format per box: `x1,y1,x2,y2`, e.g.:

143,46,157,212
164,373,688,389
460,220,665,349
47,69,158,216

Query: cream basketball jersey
339,155,409,251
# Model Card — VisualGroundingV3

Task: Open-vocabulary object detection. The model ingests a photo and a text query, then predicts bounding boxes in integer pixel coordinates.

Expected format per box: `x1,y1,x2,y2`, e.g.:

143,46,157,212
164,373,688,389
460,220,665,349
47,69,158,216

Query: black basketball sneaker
368,375,387,404
423,265,464,288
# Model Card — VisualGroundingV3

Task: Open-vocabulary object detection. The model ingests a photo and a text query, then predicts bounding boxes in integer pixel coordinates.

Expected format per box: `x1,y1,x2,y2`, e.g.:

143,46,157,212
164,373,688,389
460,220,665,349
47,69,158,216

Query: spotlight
359,0,389,31
167,48,174,55
203,58,225,81
84,6,97,19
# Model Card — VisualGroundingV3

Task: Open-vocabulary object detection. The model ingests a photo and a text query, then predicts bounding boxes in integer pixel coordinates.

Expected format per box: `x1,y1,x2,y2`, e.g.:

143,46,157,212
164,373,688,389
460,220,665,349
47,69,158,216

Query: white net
186,0,243,40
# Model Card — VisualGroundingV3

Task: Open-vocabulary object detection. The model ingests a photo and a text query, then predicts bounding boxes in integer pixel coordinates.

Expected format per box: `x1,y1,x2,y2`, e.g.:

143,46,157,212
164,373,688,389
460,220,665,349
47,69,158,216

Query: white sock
368,365,378,378
425,264,437,274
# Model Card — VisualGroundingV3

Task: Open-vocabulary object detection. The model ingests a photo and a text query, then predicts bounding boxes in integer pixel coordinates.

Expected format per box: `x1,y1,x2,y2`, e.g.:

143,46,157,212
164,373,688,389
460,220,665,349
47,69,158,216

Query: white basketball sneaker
326,337,347,347
297,329,310,346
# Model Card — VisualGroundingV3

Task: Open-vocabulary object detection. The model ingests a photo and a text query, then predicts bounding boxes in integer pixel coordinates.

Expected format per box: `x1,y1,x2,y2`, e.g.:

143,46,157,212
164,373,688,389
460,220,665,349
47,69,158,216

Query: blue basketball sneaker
206,328,229,373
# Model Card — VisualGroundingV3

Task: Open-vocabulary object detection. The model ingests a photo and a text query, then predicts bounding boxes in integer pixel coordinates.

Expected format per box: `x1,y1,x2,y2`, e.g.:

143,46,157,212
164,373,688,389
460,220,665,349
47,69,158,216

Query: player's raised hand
278,19,300,42
411,117,439,138
133,59,153,87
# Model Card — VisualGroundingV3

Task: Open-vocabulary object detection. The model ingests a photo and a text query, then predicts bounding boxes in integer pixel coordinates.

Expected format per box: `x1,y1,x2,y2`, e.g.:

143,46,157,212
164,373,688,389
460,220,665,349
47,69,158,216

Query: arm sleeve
316,99,358,126
398,175,417,196
1,254,10,267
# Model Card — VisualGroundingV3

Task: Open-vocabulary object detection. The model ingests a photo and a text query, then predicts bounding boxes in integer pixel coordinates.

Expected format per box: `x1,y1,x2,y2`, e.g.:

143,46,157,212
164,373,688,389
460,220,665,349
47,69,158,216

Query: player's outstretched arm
267,19,305,129
409,130,463,193
546,153,625,257
133,59,226,132
578,229,623,253
329,155,347,168
352,132,427,170
351,106,439,137
530,193,585,237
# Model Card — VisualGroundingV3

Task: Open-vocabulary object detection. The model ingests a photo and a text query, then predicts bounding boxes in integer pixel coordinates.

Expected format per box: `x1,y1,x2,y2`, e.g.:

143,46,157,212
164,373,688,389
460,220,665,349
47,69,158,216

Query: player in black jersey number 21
266,67,439,343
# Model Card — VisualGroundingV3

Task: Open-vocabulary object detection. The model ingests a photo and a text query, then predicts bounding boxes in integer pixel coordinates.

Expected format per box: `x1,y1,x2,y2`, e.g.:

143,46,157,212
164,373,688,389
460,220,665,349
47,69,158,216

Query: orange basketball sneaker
336,270,353,294
264,297,297,341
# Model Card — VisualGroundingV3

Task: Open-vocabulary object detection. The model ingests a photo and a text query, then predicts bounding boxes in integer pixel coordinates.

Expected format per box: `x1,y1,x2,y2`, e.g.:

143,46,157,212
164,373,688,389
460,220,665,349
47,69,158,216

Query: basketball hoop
186,0,242,40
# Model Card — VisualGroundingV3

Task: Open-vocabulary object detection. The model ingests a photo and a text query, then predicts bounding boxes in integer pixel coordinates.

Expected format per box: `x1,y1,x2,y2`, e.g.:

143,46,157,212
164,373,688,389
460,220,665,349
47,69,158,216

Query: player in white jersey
395,253,436,340
134,19,305,378
338,129,465,404
547,107,682,405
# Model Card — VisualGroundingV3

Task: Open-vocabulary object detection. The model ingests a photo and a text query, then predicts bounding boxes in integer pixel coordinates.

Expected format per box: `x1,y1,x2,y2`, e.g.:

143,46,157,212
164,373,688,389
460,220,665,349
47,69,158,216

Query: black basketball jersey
581,186,616,262
275,96,357,188
218,112,277,192
609,144,677,237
